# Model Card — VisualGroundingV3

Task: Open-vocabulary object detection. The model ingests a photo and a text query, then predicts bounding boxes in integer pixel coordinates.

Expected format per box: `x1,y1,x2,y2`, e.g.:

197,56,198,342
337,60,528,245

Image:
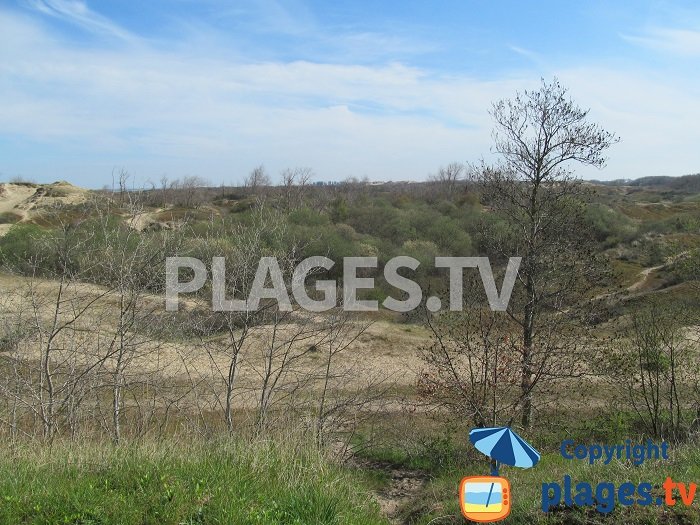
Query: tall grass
0,436,386,525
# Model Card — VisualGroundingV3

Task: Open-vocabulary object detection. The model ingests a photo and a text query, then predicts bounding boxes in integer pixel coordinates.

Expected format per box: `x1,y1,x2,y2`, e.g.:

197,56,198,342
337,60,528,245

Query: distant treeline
591,173,700,191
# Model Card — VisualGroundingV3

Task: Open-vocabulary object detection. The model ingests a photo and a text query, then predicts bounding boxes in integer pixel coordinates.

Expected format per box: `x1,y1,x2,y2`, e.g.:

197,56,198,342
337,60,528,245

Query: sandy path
626,251,689,293
626,263,664,292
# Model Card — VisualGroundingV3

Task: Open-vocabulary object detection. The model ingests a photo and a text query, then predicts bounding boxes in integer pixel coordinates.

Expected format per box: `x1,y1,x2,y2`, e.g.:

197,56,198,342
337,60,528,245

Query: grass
0,437,387,525
154,208,217,222
610,259,644,288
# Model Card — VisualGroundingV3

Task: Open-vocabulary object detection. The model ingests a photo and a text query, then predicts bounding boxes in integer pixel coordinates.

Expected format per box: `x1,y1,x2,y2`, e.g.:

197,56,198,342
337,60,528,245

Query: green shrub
585,203,638,246
424,216,473,255
347,202,414,243
0,211,22,224
330,197,349,223
289,207,329,227
669,248,700,283
0,223,49,269
401,240,440,268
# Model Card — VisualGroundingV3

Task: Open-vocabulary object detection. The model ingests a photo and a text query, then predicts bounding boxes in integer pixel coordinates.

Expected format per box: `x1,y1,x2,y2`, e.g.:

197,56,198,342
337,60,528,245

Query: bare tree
112,168,131,207
420,307,521,428
244,165,271,194
280,167,313,211
478,77,618,428
253,310,321,429
183,202,300,434
0,218,117,441
94,208,174,443
607,303,698,440
0,196,188,442
181,175,209,208
310,309,390,451
159,175,170,207
429,162,465,196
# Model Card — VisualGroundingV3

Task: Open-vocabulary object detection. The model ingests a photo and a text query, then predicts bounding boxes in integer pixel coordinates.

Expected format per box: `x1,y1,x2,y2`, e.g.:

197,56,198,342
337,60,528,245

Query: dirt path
625,251,689,293
127,208,164,231
626,263,664,292
351,457,430,524
590,251,691,303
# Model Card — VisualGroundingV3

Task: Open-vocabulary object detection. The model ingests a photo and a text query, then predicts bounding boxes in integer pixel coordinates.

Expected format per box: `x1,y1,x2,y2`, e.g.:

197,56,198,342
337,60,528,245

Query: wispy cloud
508,45,546,67
25,0,135,41
622,26,700,56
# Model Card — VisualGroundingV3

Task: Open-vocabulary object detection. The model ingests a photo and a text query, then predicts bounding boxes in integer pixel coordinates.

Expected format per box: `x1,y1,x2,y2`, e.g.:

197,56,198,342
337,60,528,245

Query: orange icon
459,475,511,523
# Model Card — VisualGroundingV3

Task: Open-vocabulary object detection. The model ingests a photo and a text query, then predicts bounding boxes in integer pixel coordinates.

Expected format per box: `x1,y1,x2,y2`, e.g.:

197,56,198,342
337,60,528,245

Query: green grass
610,259,644,288
0,438,387,525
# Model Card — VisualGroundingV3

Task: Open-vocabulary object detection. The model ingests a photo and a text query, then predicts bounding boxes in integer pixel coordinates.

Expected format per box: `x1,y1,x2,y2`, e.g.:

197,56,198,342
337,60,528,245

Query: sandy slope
0,181,89,236
0,184,36,236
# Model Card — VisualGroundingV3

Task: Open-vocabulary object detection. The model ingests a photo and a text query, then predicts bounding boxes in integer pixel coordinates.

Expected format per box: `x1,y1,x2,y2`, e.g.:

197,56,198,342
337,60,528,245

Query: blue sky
1,0,699,187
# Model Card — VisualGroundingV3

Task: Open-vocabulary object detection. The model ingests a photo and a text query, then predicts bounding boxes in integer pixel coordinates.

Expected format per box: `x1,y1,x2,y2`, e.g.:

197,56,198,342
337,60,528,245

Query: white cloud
0,7,698,185
622,26,700,56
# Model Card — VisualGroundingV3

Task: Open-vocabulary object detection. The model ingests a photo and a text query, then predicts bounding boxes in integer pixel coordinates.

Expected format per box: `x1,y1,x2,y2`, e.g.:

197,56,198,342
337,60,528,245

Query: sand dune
0,181,89,236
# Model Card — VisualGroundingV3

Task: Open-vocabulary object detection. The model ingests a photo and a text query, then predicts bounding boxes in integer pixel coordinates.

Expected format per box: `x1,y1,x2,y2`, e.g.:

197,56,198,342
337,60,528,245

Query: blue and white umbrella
469,427,540,475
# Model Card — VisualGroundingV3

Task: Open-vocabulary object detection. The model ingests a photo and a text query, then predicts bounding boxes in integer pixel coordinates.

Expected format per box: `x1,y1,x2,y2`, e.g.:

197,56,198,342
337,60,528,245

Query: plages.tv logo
460,427,540,523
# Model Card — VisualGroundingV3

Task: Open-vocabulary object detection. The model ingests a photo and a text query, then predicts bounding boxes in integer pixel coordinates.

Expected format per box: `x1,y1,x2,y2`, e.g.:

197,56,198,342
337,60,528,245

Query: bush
424,216,473,255
0,223,49,270
296,224,358,273
669,248,700,283
289,207,329,227
401,240,440,268
330,197,349,223
585,203,638,246
0,212,22,224
347,202,415,243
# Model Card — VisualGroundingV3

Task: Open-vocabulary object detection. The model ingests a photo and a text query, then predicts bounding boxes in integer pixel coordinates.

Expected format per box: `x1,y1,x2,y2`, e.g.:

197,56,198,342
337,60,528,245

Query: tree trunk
521,278,535,429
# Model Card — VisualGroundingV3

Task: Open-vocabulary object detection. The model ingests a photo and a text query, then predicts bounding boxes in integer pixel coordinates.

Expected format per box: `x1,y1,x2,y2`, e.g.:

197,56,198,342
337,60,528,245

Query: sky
1,0,699,188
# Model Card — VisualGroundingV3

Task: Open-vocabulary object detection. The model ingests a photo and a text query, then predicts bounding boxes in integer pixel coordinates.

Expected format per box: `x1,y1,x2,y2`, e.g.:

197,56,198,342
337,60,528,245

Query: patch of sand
0,181,90,236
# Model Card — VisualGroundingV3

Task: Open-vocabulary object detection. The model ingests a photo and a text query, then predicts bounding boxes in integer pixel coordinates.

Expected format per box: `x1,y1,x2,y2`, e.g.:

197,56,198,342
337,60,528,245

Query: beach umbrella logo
459,427,540,523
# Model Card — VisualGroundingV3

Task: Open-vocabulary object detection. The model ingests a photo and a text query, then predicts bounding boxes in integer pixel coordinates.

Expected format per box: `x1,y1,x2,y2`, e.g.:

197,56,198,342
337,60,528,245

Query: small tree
429,162,465,196
244,165,271,194
113,168,130,207
608,303,698,440
159,175,170,207
420,307,522,428
280,167,313,211
181,175,209,207
479,78,618,428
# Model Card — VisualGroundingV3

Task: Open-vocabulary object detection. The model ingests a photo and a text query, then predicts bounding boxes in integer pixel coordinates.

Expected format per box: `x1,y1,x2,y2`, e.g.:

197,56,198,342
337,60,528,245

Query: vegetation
0,437,385,525
0,80,699,524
